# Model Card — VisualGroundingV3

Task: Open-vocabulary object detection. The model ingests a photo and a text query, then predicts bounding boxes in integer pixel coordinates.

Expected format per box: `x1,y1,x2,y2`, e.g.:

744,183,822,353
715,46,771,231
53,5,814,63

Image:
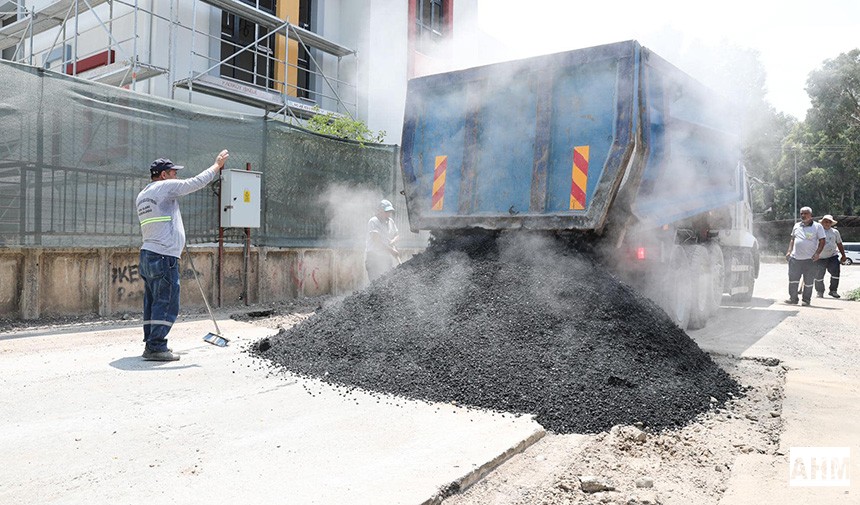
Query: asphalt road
0,261,857,504
0,312,542,505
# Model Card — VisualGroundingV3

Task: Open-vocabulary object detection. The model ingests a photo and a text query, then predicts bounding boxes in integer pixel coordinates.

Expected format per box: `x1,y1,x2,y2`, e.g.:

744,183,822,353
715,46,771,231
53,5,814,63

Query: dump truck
400,40,759,330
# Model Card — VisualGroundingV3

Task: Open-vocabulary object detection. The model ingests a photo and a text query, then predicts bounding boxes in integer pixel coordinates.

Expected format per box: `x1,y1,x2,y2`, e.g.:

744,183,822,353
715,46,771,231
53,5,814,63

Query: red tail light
636,247,646,260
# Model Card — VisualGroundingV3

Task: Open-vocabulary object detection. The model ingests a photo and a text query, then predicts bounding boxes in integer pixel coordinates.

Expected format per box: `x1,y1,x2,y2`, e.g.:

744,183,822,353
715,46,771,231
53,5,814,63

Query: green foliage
806,49,860,139
798,49,860,216
304,108,386,147
845,286,860,302
686,44,860,220
760,49,860,220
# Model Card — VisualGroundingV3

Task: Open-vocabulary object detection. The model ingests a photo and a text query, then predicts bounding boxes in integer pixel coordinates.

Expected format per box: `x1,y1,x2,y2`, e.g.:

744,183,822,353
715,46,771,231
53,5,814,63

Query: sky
476,0,860,119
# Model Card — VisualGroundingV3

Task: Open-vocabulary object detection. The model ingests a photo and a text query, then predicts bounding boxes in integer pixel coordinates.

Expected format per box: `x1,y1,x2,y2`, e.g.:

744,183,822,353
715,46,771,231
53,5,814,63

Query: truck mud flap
728,250,756,302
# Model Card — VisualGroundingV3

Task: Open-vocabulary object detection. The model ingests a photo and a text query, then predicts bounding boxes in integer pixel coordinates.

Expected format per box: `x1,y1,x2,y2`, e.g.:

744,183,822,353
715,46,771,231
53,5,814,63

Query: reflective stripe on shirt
140,216,173,226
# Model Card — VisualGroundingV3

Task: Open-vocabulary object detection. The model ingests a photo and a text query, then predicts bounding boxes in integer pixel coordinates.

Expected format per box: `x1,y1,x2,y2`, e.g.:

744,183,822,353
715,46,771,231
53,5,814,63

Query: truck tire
706,243,725,315
729,250,755,302
686,245,712,330
660,245,691,330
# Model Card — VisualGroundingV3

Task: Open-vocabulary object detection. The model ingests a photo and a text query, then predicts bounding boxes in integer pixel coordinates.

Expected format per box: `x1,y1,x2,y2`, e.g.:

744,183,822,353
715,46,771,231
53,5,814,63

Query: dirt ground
440,262,860,505
440,356,785,505
2,262,857,504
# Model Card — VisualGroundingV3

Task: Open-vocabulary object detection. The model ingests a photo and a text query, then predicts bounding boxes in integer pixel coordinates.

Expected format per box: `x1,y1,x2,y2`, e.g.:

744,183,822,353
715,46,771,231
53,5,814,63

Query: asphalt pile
251,231,738,433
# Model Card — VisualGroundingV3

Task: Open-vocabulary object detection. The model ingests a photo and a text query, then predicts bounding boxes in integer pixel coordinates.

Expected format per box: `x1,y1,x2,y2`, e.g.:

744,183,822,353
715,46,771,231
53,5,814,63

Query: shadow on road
688,296,796,357
109,356,200,371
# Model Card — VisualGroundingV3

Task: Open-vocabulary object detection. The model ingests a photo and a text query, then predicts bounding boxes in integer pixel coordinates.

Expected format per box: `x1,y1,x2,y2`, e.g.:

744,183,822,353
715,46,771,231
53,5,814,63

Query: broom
185,247,229,347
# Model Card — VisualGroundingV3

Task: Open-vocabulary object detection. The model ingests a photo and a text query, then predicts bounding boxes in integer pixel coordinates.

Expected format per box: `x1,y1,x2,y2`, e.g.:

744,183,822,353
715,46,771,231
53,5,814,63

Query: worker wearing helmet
365,199,400,282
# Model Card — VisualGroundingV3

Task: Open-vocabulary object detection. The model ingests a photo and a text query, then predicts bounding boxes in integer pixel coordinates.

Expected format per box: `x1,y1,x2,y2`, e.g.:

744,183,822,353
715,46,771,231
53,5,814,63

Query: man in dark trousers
814,214,847,298
136,149,229,361
784,206,825,306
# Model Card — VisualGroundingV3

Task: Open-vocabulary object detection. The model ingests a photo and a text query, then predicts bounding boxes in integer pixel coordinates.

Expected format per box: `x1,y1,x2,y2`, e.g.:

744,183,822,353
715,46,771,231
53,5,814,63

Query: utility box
220,169,262,228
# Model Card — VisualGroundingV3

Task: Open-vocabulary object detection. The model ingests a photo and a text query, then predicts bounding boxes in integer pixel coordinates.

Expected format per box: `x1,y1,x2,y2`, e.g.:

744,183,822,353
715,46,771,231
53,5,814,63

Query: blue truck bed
400,40,744,233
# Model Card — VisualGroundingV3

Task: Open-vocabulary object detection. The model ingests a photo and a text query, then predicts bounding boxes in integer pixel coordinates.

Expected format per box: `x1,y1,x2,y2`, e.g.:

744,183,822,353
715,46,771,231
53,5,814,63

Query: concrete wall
0,253,24,316
0,246,420,320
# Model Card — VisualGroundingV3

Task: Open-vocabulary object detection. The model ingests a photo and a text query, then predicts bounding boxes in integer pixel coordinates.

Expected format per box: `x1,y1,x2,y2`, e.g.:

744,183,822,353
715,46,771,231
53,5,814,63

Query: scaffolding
0,0,358,120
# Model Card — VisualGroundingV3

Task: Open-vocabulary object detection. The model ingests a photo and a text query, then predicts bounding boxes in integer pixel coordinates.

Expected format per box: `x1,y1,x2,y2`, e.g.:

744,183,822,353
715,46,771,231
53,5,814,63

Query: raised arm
164,149,230,197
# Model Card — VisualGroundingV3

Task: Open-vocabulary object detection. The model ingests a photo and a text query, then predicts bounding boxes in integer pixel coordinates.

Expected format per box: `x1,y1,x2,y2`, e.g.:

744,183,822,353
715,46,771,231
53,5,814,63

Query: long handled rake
185,247,229,347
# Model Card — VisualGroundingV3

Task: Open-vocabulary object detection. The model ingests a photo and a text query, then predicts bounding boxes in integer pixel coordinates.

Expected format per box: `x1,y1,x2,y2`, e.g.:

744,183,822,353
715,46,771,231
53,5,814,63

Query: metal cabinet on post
220,169,262,228
220,169,262,305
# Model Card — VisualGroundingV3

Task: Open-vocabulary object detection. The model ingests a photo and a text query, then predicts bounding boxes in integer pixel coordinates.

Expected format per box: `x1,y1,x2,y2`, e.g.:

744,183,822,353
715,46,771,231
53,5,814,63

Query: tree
673,42,795,217
304,108,386,147
770,123,814,219
802,49,860,215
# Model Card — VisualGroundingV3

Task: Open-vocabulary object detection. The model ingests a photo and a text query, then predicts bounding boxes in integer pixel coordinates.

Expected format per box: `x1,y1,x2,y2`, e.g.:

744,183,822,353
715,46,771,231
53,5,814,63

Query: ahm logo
789,447,850,487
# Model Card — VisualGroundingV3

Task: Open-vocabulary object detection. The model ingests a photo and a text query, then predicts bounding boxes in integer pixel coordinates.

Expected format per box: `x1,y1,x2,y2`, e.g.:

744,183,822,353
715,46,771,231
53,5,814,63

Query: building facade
0,0,494,142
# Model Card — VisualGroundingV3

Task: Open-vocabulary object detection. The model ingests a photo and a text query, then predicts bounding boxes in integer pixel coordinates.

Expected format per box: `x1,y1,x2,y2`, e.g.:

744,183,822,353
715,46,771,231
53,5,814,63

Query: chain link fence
0,60,420,249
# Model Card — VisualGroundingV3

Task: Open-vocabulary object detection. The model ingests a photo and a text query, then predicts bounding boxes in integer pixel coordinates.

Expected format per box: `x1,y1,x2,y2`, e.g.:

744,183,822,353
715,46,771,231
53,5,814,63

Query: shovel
185,247,229,347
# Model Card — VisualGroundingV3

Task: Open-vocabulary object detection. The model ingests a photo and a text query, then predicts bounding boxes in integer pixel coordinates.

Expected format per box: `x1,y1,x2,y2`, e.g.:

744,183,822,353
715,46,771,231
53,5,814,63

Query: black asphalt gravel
251,231,738,434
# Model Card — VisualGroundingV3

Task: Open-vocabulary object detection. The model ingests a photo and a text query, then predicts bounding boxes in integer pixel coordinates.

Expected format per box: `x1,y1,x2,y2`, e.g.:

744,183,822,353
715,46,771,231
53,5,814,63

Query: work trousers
139,249,181,352
814,255,841,294
365,251,395,282
787,257,815,303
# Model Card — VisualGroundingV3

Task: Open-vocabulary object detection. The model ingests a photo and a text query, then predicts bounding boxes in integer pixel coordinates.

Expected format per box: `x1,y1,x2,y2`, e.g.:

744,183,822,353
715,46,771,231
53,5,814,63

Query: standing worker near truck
784,206,825,306
365,199,400,282
814,214,847,298
136,149,230,361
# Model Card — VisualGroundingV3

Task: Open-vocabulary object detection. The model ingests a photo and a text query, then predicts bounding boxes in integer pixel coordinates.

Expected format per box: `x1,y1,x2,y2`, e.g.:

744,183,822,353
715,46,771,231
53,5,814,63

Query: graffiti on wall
289,258,321,293
111,260,203,303
112,262,143,303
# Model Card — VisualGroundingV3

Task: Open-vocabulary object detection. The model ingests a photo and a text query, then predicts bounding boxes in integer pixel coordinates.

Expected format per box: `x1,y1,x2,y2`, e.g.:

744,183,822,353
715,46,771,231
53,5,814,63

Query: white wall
364,0,409,144
13,0,504,145
316,0,408,145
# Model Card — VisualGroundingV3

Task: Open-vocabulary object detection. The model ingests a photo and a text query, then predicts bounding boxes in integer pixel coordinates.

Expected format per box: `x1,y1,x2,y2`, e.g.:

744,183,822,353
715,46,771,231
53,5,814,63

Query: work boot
802,300,811,306
816,292,824,298
784,298,798,305
142,349,180,361
829,291,841,299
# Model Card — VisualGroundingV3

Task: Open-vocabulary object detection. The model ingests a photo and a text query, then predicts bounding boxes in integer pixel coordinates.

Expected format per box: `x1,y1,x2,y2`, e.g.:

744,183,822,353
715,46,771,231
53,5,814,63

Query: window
1,14,19,60
220,1,277,88
415,0,445,52
296,0,312,99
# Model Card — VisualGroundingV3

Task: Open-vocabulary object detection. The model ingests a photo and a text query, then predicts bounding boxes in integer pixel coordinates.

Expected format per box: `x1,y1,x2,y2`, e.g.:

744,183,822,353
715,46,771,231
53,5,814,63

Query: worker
136,150,229,361
814,214,847,298
784,206,825,306
365,199,400,282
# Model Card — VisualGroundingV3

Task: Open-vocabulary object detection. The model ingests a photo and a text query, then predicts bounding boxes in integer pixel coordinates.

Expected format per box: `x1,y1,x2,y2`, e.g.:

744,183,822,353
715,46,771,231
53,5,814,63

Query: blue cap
150,158,184,176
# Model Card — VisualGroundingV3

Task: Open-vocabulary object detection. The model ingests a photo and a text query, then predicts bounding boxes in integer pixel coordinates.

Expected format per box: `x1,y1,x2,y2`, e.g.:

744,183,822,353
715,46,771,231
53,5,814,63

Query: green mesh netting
0,60,417,249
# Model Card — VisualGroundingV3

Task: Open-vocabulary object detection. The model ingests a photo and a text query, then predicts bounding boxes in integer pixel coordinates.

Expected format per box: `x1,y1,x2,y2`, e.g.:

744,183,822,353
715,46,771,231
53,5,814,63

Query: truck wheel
686,245,712,330
706,243,725,315
660,245,691,330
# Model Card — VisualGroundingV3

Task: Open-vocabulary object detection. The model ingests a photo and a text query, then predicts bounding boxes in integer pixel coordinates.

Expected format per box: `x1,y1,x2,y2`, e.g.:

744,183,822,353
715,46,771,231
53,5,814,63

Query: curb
420,425,547,504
